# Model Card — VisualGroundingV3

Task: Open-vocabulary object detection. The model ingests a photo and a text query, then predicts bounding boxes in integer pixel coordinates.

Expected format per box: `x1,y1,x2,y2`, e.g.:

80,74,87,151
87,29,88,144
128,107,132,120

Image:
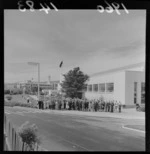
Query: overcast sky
4,10,146,83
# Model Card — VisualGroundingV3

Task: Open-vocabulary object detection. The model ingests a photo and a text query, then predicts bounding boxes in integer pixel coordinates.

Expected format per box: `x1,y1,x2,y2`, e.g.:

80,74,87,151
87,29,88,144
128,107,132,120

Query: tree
18,121,41,151
61,67,89,98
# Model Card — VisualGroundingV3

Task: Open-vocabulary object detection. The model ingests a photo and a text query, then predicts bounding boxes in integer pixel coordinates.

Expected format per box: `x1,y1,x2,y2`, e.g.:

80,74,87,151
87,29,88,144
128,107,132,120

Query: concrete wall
125,71,145,106
85,71,126,104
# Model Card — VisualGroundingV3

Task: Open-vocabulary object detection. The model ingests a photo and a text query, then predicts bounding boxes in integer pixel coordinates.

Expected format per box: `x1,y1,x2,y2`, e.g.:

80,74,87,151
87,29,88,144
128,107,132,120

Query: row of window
87,83,114,93
134,82,145,104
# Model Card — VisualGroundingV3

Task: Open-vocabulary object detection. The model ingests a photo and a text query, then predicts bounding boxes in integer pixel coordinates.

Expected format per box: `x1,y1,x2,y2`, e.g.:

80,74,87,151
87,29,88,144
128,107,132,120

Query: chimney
48,76,51,84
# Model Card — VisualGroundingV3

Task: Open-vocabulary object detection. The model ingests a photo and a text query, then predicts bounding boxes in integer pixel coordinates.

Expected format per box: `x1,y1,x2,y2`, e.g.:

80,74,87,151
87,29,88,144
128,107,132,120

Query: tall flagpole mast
59,61,63,94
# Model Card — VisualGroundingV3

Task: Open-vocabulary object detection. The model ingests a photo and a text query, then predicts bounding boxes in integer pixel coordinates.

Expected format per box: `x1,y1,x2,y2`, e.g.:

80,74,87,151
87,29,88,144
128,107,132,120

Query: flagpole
59,61,63,93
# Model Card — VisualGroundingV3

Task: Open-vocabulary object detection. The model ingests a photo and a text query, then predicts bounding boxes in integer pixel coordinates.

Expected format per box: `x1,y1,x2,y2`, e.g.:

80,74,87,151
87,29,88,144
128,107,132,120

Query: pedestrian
89,101,92,112
82,99,84,111
38,100,41,109
64,99,66,110
114,101,118,112
80,99,82,111
49,100,52,109
105,101,107,112
111,101,114,113
53,100,55,110
70,99,73,110
107,101,110,112
95,100,98,112
72,99,75,110
99,100,102,112
41,101,44,110
85,99,88,111
118,101,122,113
68,99,71,110
27,97,30,103
66,100,69,110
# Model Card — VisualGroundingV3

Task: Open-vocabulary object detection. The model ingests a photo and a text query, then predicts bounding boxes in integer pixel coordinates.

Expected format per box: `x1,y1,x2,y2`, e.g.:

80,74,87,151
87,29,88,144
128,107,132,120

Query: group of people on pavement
38,97,122,113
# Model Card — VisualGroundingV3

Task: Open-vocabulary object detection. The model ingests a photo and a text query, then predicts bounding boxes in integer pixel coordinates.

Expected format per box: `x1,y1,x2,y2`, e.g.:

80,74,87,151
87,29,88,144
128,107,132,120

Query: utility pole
28,62,40,100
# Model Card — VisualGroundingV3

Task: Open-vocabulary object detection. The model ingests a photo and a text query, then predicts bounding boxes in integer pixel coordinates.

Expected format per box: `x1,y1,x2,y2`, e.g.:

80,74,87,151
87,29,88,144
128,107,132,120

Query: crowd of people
39,97,122,113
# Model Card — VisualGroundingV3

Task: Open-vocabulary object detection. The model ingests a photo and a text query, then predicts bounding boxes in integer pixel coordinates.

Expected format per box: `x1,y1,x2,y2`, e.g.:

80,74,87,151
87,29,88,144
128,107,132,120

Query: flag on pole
59,61,63,68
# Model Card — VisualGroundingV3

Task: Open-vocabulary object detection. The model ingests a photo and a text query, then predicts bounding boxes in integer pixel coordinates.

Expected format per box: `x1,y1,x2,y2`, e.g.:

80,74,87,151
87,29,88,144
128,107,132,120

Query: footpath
46,108,145,120
13,106,145,120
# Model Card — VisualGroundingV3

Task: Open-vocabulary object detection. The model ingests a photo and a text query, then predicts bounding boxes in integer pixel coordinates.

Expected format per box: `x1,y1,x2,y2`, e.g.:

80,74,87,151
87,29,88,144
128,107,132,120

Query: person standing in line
99,100,102,112
94,100,96,112
64,99,66,110
27,97,30,103
53,99,55,110
41,101,44,110
74,98,77,110
95,100,98,112
82,99,85,111
66,100,69,110
111,101,114,113
114,101,117,112
118,101,122,113
69,98,71,110
61,99,63,110
101,101,103,112
55,100,57,110
88,100,90,112
106,101,108,112
38,100,41,109
91,100,93,112
76,99,78,111
85,99,88,111
86,99,88,111
105,101,107,112
109,101,111,112
108,101,110,112
78,99,81,111
102,101,104,112
72,99,75,110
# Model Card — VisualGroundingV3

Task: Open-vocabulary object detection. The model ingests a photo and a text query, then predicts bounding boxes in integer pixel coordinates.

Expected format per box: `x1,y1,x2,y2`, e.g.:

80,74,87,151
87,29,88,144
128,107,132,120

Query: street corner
122,124,145,133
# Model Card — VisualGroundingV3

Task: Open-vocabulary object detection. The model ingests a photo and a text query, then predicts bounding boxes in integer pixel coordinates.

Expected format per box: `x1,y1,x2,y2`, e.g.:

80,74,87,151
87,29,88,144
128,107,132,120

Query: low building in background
85,62,145,107
4,83,18,90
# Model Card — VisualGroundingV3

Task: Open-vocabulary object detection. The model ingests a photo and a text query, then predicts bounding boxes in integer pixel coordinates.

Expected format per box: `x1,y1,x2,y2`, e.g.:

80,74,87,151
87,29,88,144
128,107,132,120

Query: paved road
4,106,145,151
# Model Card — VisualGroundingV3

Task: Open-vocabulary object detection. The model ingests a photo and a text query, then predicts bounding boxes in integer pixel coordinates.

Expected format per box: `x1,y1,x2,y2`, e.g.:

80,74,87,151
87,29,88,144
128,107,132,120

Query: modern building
18,80,52,90
84,62,145,107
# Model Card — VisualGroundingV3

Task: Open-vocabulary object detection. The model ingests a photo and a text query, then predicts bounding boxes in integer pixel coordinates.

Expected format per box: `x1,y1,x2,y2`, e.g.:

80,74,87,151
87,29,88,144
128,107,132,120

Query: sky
4,10,146,83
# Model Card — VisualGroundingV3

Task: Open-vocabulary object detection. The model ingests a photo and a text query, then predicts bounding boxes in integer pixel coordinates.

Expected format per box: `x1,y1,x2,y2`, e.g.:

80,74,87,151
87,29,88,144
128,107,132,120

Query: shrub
17,121,41,151
4,99,37,109
5,95,12,100
4,101,13,107
4,89,10,94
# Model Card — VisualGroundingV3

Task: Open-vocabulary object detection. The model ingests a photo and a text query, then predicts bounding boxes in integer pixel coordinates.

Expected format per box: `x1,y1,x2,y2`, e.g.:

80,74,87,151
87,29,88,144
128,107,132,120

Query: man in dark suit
38,100,41,109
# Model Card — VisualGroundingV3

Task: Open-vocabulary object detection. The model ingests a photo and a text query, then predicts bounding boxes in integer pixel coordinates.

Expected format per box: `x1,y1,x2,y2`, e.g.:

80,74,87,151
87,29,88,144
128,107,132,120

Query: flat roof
90,62,145,77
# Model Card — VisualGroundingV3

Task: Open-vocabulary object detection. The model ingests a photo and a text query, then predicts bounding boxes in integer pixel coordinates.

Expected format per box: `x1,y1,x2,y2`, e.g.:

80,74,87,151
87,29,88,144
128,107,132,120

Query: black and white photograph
4,7,146,151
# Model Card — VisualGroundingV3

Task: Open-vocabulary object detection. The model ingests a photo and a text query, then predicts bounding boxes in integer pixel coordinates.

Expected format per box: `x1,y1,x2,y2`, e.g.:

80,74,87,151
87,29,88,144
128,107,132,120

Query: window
134,82,137,104
141,82,145,104
106,83,114,92
84,84,88,91
99,83,105,92
93,84,98,92
88,85,92,92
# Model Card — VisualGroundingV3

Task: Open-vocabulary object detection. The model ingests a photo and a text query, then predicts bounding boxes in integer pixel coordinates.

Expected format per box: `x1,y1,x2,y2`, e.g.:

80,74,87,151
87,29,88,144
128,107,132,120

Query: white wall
125,71,145,105
85,71,126,104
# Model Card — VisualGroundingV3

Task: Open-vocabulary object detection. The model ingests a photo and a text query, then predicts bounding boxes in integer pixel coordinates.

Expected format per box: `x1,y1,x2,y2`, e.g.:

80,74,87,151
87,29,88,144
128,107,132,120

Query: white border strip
122,124,145,133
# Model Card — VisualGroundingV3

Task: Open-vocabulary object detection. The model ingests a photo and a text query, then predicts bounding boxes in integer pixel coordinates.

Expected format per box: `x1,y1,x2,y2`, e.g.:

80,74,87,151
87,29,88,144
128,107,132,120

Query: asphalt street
4,106,145,151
